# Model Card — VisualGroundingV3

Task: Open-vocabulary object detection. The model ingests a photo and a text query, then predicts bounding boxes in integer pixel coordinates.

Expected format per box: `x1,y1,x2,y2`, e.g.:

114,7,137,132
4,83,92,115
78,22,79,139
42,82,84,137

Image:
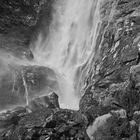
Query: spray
32,0,102,109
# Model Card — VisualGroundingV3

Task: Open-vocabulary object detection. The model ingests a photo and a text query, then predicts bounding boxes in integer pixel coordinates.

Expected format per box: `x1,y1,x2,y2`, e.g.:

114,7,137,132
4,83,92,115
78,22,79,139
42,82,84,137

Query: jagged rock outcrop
28,92,60,111
0,103,90,140
80,0,140,139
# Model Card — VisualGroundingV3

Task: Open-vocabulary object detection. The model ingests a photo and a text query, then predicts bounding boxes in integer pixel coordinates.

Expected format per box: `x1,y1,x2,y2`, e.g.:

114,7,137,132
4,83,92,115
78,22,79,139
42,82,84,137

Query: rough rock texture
0,104,89,140
80,0,140,139
0,0,54,59
2,0,140,140
28,92,60,111
0,0,56,111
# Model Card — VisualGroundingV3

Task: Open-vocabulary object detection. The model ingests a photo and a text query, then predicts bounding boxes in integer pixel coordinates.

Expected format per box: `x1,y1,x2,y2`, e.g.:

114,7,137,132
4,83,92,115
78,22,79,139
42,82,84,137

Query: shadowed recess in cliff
32,0,102,109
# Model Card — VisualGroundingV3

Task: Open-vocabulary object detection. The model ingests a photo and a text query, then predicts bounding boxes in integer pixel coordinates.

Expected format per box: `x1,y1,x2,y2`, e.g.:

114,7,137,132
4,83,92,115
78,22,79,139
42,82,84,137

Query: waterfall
32,0,102,110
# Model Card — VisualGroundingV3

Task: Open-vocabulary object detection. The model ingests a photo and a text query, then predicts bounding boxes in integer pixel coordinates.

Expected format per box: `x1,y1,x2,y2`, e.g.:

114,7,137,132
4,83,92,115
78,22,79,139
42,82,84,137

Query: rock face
79,0,140,139
0,107,90,140
2,0,140,140
0,0,54,59
0,0,56,111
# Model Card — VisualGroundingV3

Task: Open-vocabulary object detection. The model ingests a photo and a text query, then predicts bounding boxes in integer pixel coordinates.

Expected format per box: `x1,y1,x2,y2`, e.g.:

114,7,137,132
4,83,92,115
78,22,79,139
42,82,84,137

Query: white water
21,71,29,106
32,0,102,110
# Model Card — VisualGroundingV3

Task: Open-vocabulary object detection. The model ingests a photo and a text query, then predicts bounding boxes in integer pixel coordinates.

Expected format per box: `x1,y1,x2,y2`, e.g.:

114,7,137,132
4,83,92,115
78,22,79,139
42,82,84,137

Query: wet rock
2,0,140,139
130,64,140,89
0,109,90,140
43,109,90,140
133,111,140,138
0,65,59,111
28,92,60,111
48,92,60,108
0,0,54,58
79,88,101,125
0,106,27,138
81,0,140,139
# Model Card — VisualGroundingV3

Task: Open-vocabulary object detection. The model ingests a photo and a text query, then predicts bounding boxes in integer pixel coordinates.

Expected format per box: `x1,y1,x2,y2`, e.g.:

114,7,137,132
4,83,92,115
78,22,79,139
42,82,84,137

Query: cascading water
32,0,102,109
21,71,29,106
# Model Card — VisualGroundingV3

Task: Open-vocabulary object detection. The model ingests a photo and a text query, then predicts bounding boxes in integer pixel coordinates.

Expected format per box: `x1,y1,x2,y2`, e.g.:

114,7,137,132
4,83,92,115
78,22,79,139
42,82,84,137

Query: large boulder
87,109,138,140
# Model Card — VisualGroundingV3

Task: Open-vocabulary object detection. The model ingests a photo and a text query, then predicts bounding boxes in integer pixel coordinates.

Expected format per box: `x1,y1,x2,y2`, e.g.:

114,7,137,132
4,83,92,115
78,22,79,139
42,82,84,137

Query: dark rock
48,92,60,108
0,106,27,138
28,92,60,111
0,109,90,140
79,88,101,125
2,0,140,139
80,0,140,139
0,0,54,59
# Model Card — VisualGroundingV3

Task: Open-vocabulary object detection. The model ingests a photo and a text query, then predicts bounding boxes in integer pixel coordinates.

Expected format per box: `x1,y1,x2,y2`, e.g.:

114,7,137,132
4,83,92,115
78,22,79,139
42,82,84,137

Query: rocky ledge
0,92,90,140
